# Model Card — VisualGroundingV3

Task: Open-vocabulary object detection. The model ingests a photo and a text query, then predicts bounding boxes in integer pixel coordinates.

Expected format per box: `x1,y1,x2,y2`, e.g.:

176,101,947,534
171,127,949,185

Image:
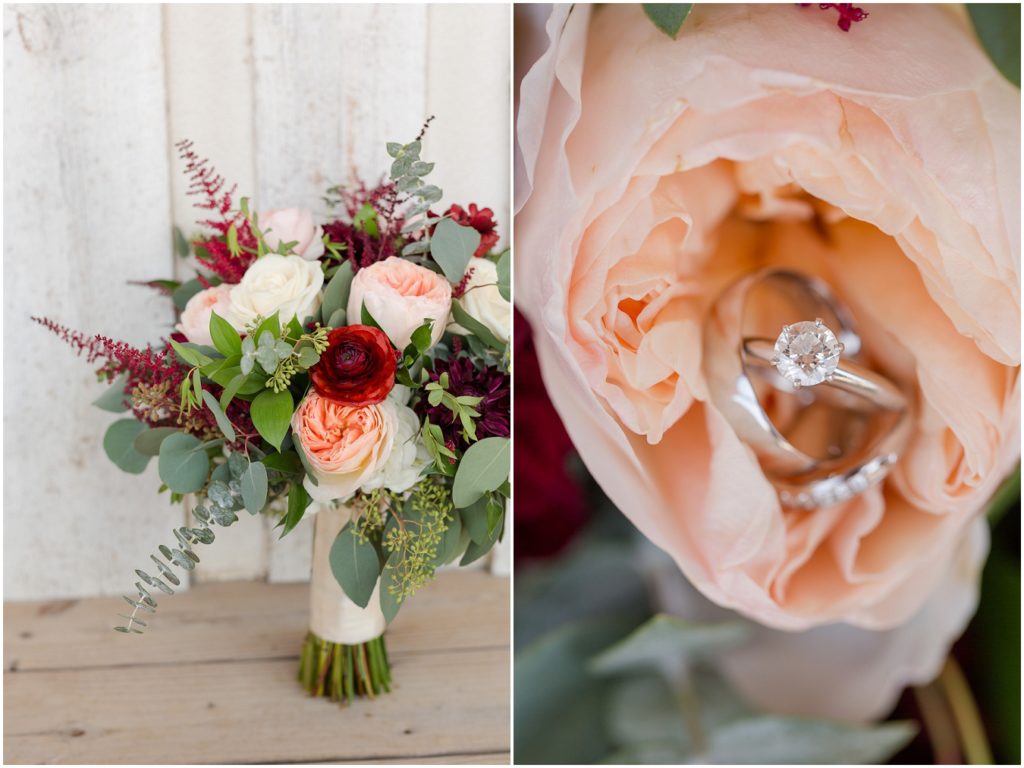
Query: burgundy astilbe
31,316,109,363
322,179,405,272
416,354,510,453
800,3,868,31
176,140,256,283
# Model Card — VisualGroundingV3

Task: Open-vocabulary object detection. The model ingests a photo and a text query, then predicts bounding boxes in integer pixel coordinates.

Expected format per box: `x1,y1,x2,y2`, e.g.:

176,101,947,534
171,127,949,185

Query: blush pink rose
292,391,398,502
516,0,1019,640
176,284,234,347
258,207,325,260
347,257,452,350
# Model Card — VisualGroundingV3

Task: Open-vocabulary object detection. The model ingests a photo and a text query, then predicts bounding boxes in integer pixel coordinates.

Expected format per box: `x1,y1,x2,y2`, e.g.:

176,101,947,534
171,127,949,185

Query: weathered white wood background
4,4,511,601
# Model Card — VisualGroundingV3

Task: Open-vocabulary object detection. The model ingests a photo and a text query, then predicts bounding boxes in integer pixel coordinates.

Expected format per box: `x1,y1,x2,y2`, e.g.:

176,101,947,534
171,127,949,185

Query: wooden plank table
4,571,510,764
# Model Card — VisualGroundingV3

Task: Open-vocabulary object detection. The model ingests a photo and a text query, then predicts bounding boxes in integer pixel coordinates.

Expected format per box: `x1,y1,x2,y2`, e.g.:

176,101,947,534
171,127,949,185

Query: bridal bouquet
36,126,511,703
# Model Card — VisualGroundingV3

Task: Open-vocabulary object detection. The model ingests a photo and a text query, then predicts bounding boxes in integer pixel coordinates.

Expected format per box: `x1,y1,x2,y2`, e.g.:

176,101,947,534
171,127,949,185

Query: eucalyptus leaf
589,614,749,677
173,225,190,258
327,308,347,328
157,432,210,494
297,346,320,369
133,426,181,457
968,3,1021,87
430,218,481,283
329,523,381,608
694,717,917,765
452,436,511,508
93,374,130,413
496,249,510,302
103,419,150,474
239,461,268,515
321,261,354,322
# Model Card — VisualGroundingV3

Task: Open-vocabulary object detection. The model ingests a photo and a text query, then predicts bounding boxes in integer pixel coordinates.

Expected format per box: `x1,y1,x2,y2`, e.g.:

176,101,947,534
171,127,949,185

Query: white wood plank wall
3,4,511,600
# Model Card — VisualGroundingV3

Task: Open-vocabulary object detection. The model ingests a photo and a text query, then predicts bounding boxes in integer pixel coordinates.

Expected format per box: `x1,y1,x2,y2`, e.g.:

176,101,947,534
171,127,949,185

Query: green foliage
208,311,241,357
93,374,130,413
278,481,311,537
451,301,505,353
116,455,250,634
425,371,483,443
200,390,236,443
496,248,511,302
173,225,191,258
430,218,481,283
132,426,180,457
330,522,382,608
157,432,210,493
250,388,293,450
377,478,454,620
239,460,268,515
172,277,219,311
968,4,1021,86
103,419,151,474
321,261,354,325
643,3,693,39
452,436,511,508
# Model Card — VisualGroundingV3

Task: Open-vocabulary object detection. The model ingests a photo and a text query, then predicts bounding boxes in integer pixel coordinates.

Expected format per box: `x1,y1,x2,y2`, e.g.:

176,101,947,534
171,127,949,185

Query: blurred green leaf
93,374,130,413
986,464,1020,526
643,3,692,39
968,4,1021,86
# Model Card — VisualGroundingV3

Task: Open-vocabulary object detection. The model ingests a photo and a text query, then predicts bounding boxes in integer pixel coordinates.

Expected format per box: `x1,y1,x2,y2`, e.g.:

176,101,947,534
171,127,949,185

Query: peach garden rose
347,256,452,350
292,391,398,503
257,207,325,260
176,283,233,347
516,0,1018,655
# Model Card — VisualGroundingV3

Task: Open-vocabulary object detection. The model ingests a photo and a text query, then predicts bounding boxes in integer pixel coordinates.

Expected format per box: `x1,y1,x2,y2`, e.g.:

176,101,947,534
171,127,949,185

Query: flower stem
298,630,391,705
939,656,994,765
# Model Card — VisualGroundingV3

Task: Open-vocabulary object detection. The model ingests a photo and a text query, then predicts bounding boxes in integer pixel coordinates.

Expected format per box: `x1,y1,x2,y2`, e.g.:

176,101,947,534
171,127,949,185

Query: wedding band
703,270,865,477
742,320,907,412
704,270,912,508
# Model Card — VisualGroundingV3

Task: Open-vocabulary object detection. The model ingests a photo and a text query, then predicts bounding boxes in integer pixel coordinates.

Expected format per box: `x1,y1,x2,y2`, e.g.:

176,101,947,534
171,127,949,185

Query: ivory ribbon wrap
310,505,387,644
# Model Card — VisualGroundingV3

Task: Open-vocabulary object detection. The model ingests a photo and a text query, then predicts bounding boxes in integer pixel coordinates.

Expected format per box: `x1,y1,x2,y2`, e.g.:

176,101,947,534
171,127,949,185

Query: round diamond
772,320,841,387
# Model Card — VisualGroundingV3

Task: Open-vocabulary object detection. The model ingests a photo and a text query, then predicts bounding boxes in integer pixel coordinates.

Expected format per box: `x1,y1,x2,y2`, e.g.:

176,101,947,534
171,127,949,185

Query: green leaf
379,551,402,623
460,507,503,566
327,308,347,328
239,461,268,515
409,320,434,354
250,388,294,450
589,614,749,677
172,277,218,311
695,717,917,765
252,312,281,343
329,523,381,608
360,302,384,332
103,419,151,474
173,225,190,258
987,464,1020,526
157,432,210,493
209,311,242,357
133,426,181,457
93,374,130,413
279,481,310,537
169,339,212,368
353,202,380,237
430,218,481,283
218,372,247,411
452,436,511,508
433,511,464,566
297,346,320,369
460,496,491,545
321,261,354,323
643,3,692,39
968,4,1021,87
201,390,237,443
262,451,303,476
451,301,505,352
496,249,510,302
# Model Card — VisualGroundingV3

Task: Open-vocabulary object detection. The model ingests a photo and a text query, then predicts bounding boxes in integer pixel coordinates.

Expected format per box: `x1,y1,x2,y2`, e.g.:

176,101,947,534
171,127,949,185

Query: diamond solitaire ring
742,319,907,412
704,269,911,509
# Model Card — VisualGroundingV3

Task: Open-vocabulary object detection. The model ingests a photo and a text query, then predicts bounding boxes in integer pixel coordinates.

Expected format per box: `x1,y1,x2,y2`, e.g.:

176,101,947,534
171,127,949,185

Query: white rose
347,257,452,350
227,254,324,329
176,284,233,347
361,395,430,494
452,257,511,343
257,207,325,260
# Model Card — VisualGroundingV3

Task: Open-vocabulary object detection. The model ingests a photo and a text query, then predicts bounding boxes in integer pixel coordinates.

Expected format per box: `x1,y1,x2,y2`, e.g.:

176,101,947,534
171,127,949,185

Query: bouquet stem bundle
298,631,391,702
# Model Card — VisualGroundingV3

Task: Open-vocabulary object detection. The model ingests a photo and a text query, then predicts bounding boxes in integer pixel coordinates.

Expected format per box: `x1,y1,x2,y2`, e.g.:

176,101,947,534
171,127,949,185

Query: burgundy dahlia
417,355,509,451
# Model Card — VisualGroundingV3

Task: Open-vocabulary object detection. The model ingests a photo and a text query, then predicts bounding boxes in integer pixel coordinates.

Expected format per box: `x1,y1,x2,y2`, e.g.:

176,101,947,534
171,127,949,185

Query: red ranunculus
446,203,499,257
309,325,397,406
